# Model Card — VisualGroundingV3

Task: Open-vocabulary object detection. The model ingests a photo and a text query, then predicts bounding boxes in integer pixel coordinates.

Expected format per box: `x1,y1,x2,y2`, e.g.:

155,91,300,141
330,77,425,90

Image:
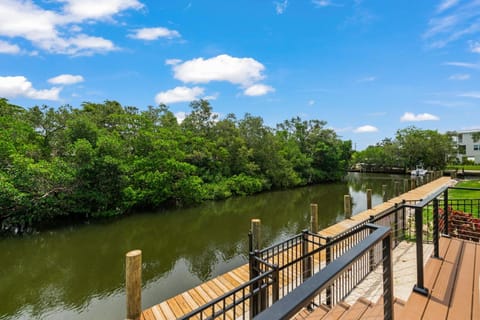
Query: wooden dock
139,177,453,320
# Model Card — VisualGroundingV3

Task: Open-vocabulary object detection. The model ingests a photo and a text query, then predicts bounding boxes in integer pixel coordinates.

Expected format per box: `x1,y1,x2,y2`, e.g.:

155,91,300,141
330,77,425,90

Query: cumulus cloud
0,40,20,54
129,27,181,40
244,84,274,96
172,54,266,86
449,73,470,80
48,74,84,85
400,112,439,122
0,0,141,55
274,0,288,14
61,0,144,21
354,125,378,133
155,86,205,104
0,76,60,100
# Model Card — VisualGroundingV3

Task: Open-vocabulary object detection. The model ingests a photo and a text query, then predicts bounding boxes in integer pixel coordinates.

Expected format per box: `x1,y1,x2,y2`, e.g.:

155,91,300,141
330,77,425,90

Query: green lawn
446,165,480,171
449,180,480,198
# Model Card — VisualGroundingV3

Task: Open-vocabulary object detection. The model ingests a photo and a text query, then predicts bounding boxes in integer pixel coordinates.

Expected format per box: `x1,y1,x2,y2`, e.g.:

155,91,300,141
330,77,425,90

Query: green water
0,173,407,320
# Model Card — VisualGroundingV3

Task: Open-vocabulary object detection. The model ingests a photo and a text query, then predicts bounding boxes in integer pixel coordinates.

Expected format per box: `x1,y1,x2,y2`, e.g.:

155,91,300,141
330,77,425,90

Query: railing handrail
254,224,392,320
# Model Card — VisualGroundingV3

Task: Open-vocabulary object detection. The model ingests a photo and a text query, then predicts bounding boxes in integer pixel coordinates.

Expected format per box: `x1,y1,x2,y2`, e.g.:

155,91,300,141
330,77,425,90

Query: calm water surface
0,173,407,320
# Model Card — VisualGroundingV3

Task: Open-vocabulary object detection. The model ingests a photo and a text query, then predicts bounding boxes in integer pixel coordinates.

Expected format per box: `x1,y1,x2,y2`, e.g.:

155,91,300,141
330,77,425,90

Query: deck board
472,243,480,320
447,241,475,319
139,177,453,319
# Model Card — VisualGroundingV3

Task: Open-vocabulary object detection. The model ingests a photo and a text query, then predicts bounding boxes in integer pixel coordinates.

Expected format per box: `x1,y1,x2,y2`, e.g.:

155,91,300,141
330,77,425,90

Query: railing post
325,237,332,307
433,199,440,259
383,233,394,320
249,219,262,317
272,266,280,303
302,230,312,282
394,203,399,246
344,195,352,218
413,206,428,296
310,204,318,233
367,189,372,210
126,250,142,320
402,200,406,240
369,215,375,271
443,189,449,236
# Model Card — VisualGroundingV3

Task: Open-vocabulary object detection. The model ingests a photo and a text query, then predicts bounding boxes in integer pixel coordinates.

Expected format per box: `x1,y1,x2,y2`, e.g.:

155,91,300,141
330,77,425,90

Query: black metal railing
254,224,394,320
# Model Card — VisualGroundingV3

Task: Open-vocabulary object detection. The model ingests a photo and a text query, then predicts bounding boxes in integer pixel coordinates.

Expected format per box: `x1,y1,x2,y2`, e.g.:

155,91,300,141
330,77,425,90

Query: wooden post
404,179,409,193
411,178,416,190
251,219,262,251
126,250,142,320
382,185,388,202
394,181,400,197
344,195,352,218
366,189,372,210
310,204,318,233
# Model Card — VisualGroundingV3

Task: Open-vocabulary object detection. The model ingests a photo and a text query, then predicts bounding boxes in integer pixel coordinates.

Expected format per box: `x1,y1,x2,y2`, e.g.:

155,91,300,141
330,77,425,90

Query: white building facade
454,129,480,164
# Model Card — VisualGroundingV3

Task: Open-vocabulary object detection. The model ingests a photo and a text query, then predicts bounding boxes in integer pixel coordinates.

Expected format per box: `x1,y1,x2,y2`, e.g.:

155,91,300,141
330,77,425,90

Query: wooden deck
140,177,453,320
399,236,480,320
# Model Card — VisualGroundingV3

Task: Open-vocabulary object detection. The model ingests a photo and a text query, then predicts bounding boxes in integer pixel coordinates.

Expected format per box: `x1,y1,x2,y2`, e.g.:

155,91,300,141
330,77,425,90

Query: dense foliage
352,126,454,170
0,98,352,232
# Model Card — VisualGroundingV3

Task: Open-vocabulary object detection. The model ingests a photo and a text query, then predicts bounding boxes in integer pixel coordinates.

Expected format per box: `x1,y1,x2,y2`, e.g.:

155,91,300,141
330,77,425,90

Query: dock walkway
140,177,453,320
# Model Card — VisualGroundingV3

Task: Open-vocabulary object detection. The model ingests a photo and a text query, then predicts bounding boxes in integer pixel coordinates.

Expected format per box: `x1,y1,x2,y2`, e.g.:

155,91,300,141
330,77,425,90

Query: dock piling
126,250,142,320
366,189,372,210
251,219,262,251
344,195,352,218
310,204,318,233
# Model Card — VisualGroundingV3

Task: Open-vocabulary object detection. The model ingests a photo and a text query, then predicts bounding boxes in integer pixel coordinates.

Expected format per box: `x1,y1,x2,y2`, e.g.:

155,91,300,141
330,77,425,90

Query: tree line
352,126,455,170
0,98,352,233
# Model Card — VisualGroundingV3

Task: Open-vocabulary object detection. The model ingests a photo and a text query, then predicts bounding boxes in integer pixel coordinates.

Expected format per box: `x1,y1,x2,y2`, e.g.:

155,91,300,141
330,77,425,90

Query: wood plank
320,301,350,320
157,301,176,320
400,237,452,320
472,242,480,320
447,241,475,319
422,238,463,320
340,298,371,319
151,305,167,320
166,298,186,318
304,305,330,320
141,308,156,320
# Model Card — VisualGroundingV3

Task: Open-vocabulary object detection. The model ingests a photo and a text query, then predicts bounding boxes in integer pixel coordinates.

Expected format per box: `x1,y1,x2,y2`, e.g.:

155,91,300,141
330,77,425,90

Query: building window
458,145,466,154
458,134,463,143
474,144,480,151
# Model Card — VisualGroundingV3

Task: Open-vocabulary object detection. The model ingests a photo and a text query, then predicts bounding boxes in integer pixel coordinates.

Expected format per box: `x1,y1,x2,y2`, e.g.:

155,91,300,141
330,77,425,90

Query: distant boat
411,165,428,177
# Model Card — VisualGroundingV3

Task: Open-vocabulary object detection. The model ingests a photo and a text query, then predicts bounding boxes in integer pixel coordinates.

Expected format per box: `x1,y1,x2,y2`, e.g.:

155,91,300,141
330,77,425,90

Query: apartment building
453,129,480,164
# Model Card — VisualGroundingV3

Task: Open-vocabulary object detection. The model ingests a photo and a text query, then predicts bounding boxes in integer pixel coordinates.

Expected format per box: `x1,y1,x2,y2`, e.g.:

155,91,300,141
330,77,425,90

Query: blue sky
0,0,480,149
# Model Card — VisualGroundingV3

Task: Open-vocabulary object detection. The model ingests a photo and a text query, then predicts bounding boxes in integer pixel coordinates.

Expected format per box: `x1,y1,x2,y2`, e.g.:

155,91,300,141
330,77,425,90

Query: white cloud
0,76,60,100
444,61,480,69
308,100,315,106
313,0,333,7
155,86,205,104
400,112,439,122
174,111,187,123
358,76,376,82
0,40,20,54
129,27,181,40
437,0,459,13
459,91,480,98
172,54,266,86
165,59,182,66
470,40,480,53
274,0,288,14
244,84,274,96
424,100,471,107
449,73,470,80
424,1,480,48
48,74,84,85
61,0,144,21
354,125,378,133
0,0,141,55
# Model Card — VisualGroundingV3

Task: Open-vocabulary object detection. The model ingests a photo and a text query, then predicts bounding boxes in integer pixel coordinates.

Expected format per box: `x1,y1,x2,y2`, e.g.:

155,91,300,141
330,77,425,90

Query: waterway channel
0,172,408,320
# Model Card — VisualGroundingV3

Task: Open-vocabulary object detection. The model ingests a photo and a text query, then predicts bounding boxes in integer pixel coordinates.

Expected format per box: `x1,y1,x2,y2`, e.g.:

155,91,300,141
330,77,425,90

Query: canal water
0,173,407,320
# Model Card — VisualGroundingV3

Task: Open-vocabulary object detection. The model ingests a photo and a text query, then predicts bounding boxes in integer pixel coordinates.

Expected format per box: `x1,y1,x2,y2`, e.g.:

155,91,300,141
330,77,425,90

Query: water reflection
0,173,407,320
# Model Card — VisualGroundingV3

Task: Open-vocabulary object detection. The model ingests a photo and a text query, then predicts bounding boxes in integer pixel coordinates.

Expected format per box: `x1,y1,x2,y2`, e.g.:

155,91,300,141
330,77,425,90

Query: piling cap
126,250,142,258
